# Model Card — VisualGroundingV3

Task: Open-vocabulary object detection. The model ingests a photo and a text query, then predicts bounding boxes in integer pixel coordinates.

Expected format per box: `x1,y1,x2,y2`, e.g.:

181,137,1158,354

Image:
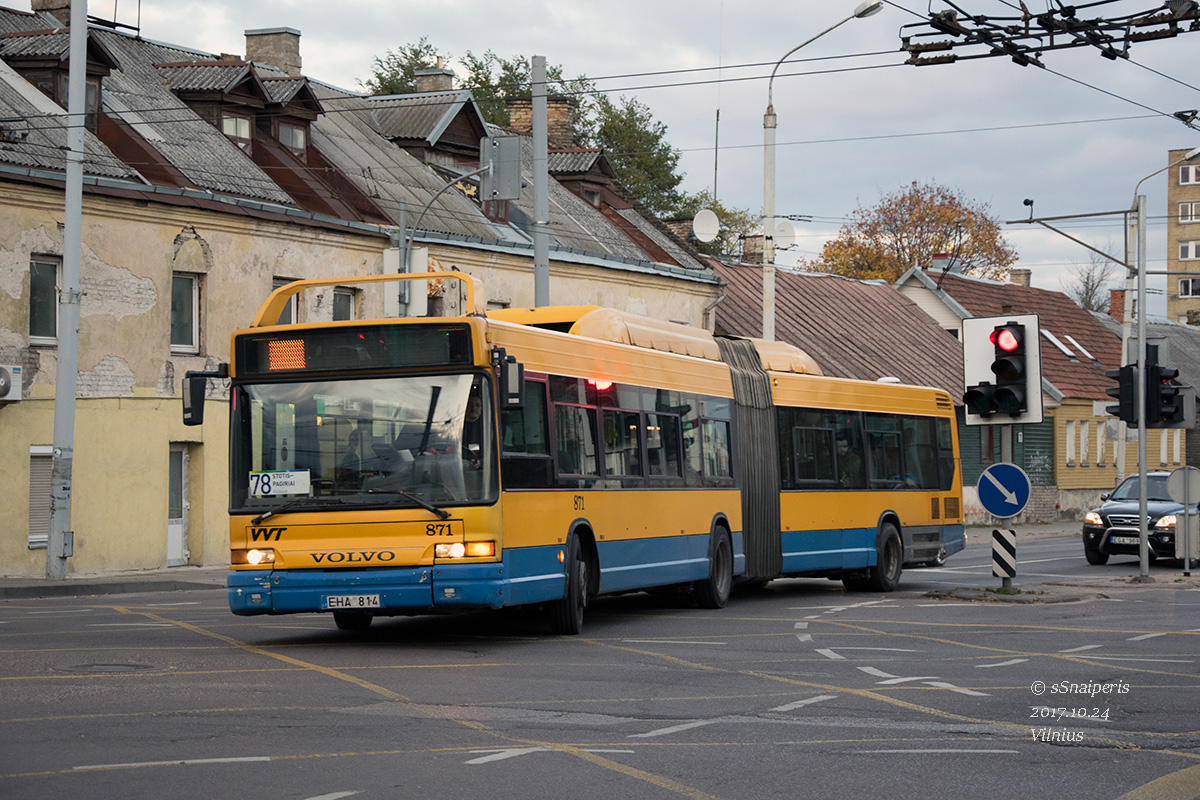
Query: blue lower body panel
942,524,967,557
229,545,568,617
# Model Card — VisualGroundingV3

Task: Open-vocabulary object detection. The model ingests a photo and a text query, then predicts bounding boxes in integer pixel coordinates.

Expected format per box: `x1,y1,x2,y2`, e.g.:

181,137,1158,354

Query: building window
29,446,52,549
1181,241,1200,261
1181,203,1200,224
333,287,355,321
273,279,298,325
1181,278,1200,298
279,121,307,160
29,257,59,344
979,426,996,464
171,273,199,354
1181,165,1200,185
221,112,252,153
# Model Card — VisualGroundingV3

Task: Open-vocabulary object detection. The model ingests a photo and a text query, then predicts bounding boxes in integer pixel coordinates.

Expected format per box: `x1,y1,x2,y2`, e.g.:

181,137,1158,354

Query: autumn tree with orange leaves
801,182,1018,282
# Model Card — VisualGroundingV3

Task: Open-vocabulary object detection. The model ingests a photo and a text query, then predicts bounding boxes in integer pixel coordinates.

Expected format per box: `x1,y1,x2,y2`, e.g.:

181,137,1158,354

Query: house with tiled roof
711,263,964,393
0,0,717,577
896,266,1187,521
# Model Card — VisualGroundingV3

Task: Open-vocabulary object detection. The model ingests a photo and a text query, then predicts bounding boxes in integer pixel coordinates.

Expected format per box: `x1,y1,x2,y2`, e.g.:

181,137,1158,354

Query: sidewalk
1,522,1086,600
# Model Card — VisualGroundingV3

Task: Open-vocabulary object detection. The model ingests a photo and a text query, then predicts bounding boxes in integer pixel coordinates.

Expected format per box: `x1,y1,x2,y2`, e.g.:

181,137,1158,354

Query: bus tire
844,523,902,593
333,611,372,631
549,536,588,635
693,528,733,609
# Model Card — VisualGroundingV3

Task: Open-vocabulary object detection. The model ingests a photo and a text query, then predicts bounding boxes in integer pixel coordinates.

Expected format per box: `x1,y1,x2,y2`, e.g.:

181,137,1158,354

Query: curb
0,579,224,600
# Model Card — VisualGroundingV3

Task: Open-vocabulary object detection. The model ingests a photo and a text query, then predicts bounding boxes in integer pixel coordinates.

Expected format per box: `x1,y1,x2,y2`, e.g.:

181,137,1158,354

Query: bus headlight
232,548,276,566
435,541,495,559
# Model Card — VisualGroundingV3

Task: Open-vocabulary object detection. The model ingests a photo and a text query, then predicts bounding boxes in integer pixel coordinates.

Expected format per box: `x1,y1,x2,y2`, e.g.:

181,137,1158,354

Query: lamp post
762,0,881,341
1130,145,1200,578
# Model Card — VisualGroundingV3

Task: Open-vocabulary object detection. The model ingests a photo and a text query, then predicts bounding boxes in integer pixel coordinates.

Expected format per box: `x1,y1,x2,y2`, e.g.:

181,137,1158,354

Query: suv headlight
1084,511,1103,526
1156,514,1176,530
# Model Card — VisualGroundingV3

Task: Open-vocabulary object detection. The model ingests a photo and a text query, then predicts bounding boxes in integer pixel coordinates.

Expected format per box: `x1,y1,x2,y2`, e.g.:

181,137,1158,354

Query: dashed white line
770,695,837,712
630,720,720,738
857,667,898,679
621,640,726,646
305,793,360,800
976,659,1029,668
1127,632,1168,641
922,681,990,697
1059,645,1103,653
815,648,845,660
860,749,1018,754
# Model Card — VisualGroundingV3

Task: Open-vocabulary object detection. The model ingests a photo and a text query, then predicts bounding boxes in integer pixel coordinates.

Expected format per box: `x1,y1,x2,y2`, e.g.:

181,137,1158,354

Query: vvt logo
250,527,286,542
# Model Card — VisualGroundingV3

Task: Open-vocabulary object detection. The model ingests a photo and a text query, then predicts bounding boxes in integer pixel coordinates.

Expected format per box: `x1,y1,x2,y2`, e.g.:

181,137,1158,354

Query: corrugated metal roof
548,148,603,174
155,61,254,94
262,75,307,105
368,91,476,143
933,271,1121,401
0,28,69,59
714,263,964,395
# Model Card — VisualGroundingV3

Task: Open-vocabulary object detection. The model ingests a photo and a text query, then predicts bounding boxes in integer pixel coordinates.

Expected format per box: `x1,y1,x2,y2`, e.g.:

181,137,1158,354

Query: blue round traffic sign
977,462,1032,519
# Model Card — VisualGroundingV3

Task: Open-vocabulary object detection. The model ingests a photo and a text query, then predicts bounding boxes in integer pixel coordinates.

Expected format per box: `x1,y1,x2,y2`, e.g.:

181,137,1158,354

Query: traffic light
961,313,1042,425
989,322,1028,415
1147,363,1183,426
1105,365,1136,424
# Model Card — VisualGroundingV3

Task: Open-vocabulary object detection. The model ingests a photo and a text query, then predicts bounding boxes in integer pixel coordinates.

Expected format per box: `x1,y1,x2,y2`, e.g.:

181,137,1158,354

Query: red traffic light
990,326,1022,352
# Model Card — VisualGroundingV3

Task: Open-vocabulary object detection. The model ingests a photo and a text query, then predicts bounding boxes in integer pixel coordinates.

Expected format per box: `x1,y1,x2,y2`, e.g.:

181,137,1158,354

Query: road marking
976,659,1029,668
770,695,837,712
922,681,990,697
1127,633,1168,641
815,649,845,660
28,609,92,614
1080,656,1193,663
876,676,941,684
1059,645,1102,653
835,647,919,652
621,640,726,646
145,603,202,607
467,747,634,764
87,623,173,627
74,756,271,771
630,720,720,738
857,667,898,679
860,749,1018,754
305,793,360,800
794,622,809,629
796,634,813,642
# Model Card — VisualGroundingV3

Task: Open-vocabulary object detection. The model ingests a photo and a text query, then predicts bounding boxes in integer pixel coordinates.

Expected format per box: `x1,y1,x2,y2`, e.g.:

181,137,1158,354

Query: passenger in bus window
462,390,483,469
837,435,864,489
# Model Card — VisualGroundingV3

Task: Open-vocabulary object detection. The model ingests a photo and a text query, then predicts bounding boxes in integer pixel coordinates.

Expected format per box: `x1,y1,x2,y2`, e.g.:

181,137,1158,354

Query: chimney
504,96,578,148
414,57,455,92
1110,289,1125,323
1010,268,1032,287
31,0,70,26
244,27,302,76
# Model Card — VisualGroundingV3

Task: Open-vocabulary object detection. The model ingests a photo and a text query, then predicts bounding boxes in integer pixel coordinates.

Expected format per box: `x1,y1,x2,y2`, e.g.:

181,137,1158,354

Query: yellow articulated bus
183,273,963,634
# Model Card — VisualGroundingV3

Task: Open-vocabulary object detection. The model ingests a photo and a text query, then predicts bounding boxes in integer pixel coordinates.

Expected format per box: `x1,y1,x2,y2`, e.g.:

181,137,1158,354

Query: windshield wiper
251,496,343,525
363,489,451,520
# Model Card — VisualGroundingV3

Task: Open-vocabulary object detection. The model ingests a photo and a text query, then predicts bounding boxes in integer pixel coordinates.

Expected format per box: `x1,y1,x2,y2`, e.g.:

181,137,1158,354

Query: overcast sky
51,1,1200,314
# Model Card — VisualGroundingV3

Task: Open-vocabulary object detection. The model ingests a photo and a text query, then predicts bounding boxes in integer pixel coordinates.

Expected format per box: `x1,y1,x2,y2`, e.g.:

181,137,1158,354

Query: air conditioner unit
0,365,23,402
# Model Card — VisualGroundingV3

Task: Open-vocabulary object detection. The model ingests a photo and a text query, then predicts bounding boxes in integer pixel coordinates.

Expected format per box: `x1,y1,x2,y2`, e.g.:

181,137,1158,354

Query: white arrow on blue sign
977,463,1032,519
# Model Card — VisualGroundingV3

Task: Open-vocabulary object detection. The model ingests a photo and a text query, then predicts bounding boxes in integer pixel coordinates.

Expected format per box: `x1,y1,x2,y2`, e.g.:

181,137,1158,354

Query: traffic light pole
1135,194,1149,580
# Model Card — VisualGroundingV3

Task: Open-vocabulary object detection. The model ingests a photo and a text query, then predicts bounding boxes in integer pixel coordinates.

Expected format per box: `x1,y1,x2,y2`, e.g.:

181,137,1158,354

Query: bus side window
936,417,956,491
500,380,553,489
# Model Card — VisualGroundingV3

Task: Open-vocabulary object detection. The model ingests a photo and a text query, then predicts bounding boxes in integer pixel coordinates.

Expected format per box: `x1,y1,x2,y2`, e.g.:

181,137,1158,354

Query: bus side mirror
496,352,524,410
182,373,206,426
182,364,228,426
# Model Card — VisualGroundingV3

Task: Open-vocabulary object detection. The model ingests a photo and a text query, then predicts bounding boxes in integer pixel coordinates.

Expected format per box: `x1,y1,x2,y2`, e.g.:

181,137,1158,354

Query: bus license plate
322,594,381,610
1110,536,1139,545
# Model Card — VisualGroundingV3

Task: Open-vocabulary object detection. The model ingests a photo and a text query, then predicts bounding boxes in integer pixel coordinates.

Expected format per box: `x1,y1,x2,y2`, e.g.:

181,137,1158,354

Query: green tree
361,37,441,95
801,181,1017,282
674,190,756,257
591,94,683,218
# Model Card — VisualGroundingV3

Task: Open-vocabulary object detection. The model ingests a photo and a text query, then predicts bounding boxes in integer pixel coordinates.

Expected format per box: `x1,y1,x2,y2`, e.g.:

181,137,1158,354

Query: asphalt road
2,534,1198,800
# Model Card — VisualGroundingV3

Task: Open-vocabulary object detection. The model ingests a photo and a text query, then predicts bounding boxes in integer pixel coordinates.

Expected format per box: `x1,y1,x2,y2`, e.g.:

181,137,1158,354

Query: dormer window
221,111,252,153
278,121,307,160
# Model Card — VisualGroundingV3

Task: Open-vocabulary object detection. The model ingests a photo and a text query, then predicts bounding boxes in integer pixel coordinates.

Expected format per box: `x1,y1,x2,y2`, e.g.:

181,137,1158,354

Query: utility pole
532,56,550,307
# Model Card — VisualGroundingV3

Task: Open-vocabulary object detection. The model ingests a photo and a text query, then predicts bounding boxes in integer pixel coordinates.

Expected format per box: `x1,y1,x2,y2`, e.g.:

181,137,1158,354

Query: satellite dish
693,209,720,243
775,220,796,250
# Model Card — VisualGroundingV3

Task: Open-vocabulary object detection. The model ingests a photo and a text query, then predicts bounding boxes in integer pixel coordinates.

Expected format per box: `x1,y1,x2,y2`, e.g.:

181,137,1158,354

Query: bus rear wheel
844,523,902,593
549,536,588,635
693,529,733,609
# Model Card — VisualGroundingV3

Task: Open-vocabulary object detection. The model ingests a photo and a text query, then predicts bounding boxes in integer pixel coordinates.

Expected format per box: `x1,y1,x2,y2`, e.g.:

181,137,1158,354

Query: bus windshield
231,373,497,513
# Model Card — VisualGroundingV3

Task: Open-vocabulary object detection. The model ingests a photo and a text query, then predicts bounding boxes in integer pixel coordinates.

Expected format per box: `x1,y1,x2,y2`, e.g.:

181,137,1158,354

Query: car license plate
1110,536,1139,545
322,594,381,610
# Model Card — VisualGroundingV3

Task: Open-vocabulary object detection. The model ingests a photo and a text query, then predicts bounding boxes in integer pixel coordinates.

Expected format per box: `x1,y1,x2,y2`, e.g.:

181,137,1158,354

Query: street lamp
762,0,882,341
1129,144,1200,578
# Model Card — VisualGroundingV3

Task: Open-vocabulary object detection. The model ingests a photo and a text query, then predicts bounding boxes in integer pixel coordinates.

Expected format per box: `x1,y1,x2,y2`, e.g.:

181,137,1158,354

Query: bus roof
489,306,822,376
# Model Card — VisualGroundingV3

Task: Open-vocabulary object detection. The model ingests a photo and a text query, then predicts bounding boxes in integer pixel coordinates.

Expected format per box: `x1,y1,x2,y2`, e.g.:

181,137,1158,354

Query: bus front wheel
844,523,902,593
549,536,588,635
